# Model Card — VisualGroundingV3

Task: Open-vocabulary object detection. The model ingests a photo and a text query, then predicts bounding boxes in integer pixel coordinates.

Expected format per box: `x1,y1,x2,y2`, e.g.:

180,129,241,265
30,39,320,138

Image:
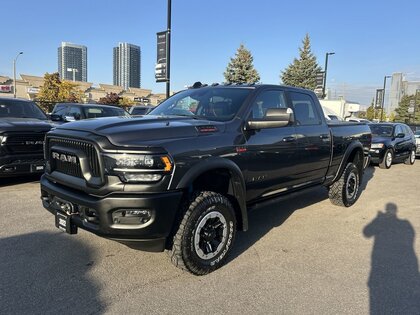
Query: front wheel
328,162,361,207
404,149,416,165
168,191,236,275
379,149,393,169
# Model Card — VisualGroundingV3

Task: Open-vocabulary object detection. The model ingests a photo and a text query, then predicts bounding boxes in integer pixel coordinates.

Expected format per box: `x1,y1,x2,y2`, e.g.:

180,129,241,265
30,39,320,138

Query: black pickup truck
0,98,52,176
40,84,371,275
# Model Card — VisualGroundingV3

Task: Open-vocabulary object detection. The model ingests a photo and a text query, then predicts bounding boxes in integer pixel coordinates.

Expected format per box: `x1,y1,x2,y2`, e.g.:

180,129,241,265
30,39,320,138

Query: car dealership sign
0,85,12,93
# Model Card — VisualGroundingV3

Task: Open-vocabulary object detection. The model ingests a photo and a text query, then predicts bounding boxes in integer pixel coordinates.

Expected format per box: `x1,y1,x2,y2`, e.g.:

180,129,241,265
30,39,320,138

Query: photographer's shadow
363,203,420,314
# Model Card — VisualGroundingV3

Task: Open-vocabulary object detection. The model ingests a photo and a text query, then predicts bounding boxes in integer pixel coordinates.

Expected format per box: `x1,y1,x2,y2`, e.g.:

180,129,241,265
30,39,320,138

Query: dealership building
0,74,165,105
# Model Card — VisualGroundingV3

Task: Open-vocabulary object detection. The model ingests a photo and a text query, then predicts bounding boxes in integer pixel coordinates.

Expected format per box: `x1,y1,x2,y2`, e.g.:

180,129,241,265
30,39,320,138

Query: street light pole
322,52,335,99
381,75,391,121
13,52,23,98
166,0,171,99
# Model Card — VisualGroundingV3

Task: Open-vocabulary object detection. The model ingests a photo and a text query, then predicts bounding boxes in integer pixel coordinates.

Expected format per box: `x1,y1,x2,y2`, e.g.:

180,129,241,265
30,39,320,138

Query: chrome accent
262,187,288,197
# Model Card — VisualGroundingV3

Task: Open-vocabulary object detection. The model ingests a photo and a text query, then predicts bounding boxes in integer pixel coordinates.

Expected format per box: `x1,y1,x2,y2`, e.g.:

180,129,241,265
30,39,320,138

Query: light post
381,75,391,121
322,52,335,99
67,68,78,82
13,52,23,98
166,0,171,99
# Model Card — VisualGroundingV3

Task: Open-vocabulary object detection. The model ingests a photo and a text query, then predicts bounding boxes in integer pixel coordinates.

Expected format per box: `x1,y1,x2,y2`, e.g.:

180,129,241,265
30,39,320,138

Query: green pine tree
394,94,419,123
224,44,260,84
280,34,321,90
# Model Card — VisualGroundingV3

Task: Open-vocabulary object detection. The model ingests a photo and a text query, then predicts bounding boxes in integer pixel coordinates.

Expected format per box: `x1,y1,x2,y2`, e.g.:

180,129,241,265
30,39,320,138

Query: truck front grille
48,137,101,178
4,133,45,154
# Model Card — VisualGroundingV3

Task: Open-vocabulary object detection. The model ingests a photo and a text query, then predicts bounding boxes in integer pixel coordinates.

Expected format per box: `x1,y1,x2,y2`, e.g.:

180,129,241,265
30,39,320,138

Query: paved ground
0,163,419,315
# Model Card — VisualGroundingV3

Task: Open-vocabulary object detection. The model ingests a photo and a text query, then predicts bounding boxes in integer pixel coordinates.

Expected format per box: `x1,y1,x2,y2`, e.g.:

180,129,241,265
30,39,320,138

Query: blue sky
1,0,419,105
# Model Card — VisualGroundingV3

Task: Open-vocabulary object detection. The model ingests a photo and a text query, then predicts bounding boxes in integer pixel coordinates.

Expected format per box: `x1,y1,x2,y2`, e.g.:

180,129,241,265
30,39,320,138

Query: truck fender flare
176,157,248,231
332,141,364,183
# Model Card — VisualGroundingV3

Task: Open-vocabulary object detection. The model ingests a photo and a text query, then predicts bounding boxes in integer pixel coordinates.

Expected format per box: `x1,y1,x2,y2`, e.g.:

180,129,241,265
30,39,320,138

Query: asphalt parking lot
1,163,419,314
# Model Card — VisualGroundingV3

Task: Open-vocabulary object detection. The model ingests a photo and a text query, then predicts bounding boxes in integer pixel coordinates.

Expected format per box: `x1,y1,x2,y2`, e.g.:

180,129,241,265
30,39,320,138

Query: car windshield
369,124,393,137
83,106,127,119
0,99,47,120
149,87,253,121
131,107,150,115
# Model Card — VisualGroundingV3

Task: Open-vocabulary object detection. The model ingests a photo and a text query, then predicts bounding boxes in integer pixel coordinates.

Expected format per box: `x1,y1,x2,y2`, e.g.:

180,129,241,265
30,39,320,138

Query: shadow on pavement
0,174,41,188
360,165,375,193
229,186,328,262
363,203,420,314
0,231,105,314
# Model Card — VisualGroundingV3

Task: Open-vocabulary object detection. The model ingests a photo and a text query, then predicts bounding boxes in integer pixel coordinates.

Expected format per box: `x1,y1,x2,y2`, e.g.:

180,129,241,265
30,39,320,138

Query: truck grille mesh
48,137,101,178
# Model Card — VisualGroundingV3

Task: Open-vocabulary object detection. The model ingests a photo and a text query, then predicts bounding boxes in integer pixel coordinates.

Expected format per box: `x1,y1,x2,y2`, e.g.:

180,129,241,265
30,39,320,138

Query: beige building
0,74,166,105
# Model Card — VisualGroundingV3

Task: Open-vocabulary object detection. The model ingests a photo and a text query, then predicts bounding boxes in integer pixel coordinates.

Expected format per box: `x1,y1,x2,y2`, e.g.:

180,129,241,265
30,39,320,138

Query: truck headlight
371,143,384,149
102,153,173,183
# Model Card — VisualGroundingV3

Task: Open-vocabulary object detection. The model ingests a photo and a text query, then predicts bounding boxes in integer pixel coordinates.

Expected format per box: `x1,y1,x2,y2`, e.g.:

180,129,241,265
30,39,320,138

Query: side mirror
64,115,76,122
246,108,294,130
49,114,63,121
396,133,405,138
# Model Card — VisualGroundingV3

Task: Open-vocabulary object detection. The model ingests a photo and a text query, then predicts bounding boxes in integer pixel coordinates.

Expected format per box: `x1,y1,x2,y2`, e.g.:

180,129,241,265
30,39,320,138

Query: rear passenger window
249,90,287,119
289,92,321,126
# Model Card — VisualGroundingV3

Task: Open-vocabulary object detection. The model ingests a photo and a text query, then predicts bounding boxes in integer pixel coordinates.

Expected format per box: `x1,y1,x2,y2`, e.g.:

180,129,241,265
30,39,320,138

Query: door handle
282,136,296,142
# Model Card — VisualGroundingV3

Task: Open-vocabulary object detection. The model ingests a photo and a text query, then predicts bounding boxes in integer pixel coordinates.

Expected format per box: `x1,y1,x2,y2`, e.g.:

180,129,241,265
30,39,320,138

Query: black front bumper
40,175,184,252
369,148,386,164
0,154,45,177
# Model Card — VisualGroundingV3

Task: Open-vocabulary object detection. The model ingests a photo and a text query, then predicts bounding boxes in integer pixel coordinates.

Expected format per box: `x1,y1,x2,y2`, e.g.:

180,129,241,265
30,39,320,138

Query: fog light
123,173,162,182
112,209,152,225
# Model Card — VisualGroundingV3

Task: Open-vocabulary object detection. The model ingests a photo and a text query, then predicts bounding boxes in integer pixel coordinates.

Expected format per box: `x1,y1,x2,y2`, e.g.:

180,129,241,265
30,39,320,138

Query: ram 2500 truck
0,98,52,176
40,84,371,275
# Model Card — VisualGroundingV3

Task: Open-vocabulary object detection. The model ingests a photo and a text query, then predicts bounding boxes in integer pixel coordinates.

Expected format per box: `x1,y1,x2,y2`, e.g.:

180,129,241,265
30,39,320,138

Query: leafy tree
388,112,396,122
280,34,321,90
224,44,260,84
119,97,135,106
365,98,381,120
97,93,120,105
37,72,83,111
394,94,420,123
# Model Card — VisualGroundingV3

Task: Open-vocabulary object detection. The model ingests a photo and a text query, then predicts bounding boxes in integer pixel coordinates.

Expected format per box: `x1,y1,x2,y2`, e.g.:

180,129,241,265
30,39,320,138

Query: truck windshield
369,124,393,137
0,99,47,120
149,87,253,121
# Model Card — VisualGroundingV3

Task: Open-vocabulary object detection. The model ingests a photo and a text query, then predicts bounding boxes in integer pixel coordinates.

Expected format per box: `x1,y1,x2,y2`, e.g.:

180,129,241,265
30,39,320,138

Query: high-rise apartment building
58,42,87,82
113,43,141,89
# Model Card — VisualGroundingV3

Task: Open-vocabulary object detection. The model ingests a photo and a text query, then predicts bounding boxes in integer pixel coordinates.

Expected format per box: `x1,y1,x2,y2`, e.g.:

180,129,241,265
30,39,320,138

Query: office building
58,42,87,82
388,72,420,113
113,42,141,89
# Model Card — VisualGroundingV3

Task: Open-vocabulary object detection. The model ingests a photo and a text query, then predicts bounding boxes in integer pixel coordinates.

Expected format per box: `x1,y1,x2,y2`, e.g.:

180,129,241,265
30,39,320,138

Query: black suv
0,98,52,176
369,123,416,168
41,84,371,275
50,103,128,123
129,105,154,115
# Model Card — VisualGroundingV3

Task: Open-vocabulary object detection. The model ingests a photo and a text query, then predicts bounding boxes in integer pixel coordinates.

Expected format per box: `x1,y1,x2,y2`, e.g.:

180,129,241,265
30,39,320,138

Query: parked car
368,123,416,169
50,103,128,123
415,130,420,157
0,98,52,177
40,84,371,275
346,118,371,123
129,105,153,115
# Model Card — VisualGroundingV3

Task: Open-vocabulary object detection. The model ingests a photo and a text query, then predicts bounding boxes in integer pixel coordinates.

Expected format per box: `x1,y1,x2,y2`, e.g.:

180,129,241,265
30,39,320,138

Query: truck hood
0,118,53,132
54,115,225,147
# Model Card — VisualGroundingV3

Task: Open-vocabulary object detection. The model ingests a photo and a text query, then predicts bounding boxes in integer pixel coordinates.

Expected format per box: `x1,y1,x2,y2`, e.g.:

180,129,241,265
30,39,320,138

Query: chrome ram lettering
51,152,77,164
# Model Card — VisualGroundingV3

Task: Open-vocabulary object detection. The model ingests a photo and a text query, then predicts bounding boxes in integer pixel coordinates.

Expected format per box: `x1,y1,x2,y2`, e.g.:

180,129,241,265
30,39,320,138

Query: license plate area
53,197,78,234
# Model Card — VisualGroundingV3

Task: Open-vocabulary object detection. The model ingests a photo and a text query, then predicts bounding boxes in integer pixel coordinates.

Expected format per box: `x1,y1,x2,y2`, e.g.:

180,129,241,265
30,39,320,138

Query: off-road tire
328,162,361,207
168,191,236,275
404,149,416,165
379,149,393,169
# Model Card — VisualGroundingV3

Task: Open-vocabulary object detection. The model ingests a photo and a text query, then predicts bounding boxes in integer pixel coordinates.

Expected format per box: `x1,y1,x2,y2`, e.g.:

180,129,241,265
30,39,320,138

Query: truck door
288,91,331,185
243,89,299,201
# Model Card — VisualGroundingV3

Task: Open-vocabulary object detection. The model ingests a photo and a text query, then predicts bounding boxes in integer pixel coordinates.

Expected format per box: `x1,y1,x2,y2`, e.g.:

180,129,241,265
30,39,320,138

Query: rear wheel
329,162,361,207
379,149,393,169
168,191,236,275
404,149,416,165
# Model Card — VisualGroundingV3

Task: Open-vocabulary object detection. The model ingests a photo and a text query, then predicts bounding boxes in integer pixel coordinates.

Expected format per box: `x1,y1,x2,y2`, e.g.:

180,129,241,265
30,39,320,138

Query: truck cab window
289,92,321,126
249,90,287,119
